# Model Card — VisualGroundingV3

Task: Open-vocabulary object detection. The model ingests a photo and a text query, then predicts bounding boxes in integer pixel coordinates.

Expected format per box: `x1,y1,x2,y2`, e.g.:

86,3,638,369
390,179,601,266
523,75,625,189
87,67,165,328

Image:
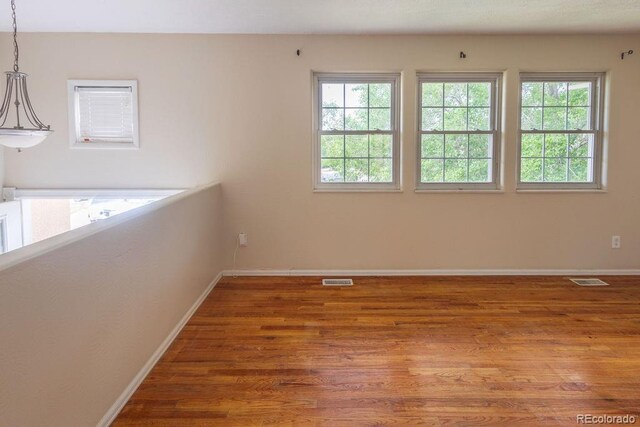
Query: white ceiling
4,0,640,35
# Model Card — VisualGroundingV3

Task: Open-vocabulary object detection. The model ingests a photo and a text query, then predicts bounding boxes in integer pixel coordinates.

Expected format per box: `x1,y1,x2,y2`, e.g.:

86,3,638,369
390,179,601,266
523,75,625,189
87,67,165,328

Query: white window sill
313,188,403,193
70,142,139,150
516,188,607,194
414,189,504,194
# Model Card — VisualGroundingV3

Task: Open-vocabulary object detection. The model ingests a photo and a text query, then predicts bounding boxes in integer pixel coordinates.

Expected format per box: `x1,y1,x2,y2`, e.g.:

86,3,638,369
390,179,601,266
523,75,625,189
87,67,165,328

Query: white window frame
517,72,605,190
312,72,401,192
67,79,140,150
416,72,502,191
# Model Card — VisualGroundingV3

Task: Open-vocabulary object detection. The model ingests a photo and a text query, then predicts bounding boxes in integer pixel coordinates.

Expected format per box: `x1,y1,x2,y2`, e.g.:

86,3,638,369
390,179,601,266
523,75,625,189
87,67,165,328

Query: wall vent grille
570,278,610,287
322,278,354,286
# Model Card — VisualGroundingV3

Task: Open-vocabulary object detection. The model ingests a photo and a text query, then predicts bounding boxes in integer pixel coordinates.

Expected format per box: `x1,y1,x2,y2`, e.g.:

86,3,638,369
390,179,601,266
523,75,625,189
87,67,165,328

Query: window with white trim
518,73,604,189
313,73,400,191
417,73,502,190
68,80,139,149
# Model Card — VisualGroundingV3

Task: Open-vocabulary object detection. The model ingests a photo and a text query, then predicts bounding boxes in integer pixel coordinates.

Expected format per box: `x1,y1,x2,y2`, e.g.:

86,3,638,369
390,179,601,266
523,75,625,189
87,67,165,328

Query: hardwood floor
114,276,640,426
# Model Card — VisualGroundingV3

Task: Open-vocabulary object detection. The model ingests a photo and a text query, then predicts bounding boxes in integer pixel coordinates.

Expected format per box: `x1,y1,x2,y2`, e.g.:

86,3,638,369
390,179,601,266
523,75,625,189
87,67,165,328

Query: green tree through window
316,74,399,189
418,73,501,189
518,73,603,188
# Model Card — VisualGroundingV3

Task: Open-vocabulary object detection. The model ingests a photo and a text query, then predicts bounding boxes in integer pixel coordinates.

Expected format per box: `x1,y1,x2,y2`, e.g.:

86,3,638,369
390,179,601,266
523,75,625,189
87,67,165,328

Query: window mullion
521,130,595,135
565,85,570,183
541,82,546,131
367,84,370,182
543,134,549,181
320,131,393,136
421,130,493,135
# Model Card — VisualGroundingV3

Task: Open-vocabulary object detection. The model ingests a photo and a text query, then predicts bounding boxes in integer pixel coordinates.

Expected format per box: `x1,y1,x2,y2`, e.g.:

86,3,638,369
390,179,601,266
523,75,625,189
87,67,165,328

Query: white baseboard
224,269,640,277
97,271,223,427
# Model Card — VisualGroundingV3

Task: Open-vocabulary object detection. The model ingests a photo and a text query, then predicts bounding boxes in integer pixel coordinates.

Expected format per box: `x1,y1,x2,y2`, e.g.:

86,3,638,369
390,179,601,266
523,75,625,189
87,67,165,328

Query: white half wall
0,182,224,426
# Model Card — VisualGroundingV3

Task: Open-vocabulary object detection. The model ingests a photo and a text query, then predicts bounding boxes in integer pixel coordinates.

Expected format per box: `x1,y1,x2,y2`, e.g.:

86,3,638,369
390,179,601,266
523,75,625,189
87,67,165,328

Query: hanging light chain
0,0,52,144
11,0,18,72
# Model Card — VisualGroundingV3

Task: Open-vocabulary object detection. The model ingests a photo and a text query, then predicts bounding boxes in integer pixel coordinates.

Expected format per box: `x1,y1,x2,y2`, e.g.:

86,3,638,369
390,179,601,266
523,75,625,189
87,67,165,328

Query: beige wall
0,183,224,426
2,33,640,270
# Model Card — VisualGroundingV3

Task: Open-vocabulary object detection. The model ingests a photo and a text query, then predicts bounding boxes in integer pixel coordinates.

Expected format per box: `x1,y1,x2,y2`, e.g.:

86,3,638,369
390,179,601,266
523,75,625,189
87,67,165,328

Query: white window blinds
75,86,134,143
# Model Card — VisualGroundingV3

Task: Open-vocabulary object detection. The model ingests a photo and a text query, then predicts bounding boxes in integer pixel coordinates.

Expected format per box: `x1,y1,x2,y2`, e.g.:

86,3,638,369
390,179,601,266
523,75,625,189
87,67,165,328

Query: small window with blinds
68,80,139,149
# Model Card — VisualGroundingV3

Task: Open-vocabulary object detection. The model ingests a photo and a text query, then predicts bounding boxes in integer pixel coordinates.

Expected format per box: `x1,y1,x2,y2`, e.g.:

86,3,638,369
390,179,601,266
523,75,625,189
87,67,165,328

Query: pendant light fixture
0,0,51,149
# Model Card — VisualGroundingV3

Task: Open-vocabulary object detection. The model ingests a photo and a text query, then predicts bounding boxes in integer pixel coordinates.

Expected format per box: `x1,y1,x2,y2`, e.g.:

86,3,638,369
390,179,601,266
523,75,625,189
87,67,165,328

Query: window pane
419,77,499,187
567,107,589,130
518,76,600,188
444,83,467,107
468,134,491,158
568,134,592,157
444,108,467,131
520,132,595,185
469,159,491,182
468,107,490,130
543,107,567,130
422,83,443,106
370,134,392,157
321,159,344,182
77,87,135,143
369,158,392,182
468,83,490,107
369,84,391,108
345,135,368,157
444,159,467,182
545,134,568,157
345,109,368,130
345,84,368,108
521,107,542,130
316,75,398,188
422,134,444,158
544,158,568,182
369,108,391,130
322,108,344,130
569,82,591,106
445,134,468,158
522,82,543,106
544,82,568,106
422,108,443,131
569,158,591,182
521,134,543,157
321,135,344,158
322,83,344,107
421,159,444,182
345,159,368,182
521,158,543,182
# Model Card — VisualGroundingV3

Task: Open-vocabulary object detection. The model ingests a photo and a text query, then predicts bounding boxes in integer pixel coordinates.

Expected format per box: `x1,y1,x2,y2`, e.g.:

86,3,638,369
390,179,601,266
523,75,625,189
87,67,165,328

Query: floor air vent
322,278,354,287
570,278,610,287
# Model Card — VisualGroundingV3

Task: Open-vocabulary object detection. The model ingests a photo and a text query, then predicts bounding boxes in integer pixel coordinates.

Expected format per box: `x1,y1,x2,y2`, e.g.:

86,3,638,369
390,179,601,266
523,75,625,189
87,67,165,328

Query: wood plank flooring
114,276,640,426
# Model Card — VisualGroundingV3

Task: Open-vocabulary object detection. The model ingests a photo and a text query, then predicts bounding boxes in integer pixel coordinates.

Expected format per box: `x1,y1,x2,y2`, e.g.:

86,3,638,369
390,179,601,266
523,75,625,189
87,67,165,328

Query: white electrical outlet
239,233,248,247
612,235,621,249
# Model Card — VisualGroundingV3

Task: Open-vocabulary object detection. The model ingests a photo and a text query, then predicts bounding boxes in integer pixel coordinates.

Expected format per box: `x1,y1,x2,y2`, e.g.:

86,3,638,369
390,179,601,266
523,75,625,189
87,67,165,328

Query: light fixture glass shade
0,128,51,148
